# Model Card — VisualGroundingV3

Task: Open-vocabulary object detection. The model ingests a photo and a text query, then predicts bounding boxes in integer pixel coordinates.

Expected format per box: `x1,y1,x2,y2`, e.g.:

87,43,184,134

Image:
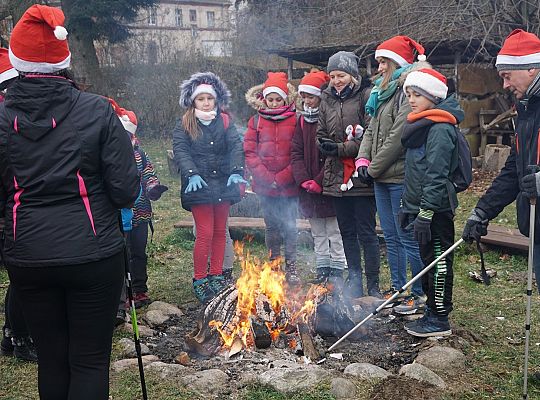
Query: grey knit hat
327,51,359,78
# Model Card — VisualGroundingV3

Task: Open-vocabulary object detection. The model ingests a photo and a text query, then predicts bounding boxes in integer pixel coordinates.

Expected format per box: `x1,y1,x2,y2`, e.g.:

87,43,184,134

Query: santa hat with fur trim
298,71,330,97
403,68,448,104
496,29,540,71
0,48,18,84
9,4,70,73
108,98,138,134
262,72,289,100
375,36,426,67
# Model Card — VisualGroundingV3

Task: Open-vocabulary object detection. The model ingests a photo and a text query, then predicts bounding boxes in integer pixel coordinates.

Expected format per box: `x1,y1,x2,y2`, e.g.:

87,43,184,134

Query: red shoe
133,292,151,309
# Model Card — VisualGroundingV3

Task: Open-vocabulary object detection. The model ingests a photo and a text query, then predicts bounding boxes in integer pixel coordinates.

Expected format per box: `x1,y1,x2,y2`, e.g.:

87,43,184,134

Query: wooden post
453,52,461,96
287,57,293,80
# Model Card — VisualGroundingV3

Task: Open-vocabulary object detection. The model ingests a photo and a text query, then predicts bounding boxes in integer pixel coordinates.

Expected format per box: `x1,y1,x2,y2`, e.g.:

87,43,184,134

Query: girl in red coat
244,72,300,283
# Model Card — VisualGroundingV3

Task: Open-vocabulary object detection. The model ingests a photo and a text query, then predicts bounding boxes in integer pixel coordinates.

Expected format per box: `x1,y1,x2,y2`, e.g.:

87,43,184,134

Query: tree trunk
61,0,105,94
9,0,36,23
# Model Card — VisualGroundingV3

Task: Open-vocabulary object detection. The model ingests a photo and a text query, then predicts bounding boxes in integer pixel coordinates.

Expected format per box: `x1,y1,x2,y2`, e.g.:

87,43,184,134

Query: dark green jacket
401,95,464,214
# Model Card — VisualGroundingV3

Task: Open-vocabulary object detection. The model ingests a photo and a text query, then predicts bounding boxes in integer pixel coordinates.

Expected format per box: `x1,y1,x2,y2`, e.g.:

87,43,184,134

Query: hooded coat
0,76,140,267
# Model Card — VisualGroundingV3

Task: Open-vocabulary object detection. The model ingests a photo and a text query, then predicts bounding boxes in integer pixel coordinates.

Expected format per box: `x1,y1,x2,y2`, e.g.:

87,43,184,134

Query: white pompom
54,26,68,40
417,54,426,61
340,184,348,191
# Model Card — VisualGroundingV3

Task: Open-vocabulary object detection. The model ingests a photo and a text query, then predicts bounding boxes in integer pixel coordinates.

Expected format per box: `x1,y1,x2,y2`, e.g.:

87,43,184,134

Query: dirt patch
370,375,441,400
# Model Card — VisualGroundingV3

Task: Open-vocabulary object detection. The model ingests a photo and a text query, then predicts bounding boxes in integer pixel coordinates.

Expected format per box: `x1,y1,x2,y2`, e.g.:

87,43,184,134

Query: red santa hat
0,48,18,84
298,71,330,97
9,5,70,73
262,71,289,100
108,98,138,134
496,29,540,71
403,68,448,104
375,36,426,67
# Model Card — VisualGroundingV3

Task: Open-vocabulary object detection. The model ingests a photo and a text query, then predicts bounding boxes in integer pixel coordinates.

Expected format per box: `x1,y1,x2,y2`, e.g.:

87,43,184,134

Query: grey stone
399,363,446,388
146,362,190,379
111,355,159,372
147,301,184,317
121,322,155,337
180,369,230,395
118,338,150,358
415,346,466,375
143,310,169,327
343,363,391,379
257,365,331,393
330,377,357,399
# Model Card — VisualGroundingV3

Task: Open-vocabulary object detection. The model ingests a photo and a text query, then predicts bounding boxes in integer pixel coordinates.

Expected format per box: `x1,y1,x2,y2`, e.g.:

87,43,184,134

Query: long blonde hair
182,107,201,140
372,57,399,90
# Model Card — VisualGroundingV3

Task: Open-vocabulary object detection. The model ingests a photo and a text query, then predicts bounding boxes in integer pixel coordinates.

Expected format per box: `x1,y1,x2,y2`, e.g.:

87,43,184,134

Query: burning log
250,317,272,349
297,322,320,361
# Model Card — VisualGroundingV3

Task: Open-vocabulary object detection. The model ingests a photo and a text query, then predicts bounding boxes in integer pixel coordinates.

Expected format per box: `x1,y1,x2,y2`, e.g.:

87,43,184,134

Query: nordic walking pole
328,238,464,352
523,165,538,400
123,236,148,400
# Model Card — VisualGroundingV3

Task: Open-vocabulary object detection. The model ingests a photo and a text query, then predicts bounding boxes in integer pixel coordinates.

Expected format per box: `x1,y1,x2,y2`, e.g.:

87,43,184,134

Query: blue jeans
374,182,424,296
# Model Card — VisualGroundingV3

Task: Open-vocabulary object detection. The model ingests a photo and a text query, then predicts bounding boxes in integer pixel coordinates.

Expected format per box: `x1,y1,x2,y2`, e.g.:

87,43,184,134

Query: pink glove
355,158,371,171
308,181,322,194
301,180,311,190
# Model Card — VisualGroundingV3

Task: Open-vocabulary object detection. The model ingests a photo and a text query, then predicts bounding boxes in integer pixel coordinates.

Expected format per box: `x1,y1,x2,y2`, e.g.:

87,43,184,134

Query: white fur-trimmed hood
245,82,297,111
179,71,231,109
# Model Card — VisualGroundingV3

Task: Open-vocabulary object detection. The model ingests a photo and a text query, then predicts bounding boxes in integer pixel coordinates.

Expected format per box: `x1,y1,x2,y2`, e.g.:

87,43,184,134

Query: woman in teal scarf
357,36,429,314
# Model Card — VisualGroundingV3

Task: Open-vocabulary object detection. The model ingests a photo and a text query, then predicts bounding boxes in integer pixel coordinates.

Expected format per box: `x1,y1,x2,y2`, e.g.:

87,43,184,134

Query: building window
175,8,183,27
148,7,157,25
189,9,197,23
206,11,215,28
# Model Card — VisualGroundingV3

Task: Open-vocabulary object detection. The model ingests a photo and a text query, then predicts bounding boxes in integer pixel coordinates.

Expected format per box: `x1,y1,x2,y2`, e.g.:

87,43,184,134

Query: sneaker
115,308,127,327
223,269,234,285
405,314,452,337
208,274,228,294
193,277,216,305
1,335,14,355
285,262,302,286
394,294,427,315
12,337,38,362
133,292,151,309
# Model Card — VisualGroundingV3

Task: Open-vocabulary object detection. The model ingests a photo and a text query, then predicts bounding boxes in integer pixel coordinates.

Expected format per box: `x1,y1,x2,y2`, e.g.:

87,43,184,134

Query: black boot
12,337,38,362
344,270,364,298
223,269,234,285
311,267,331,284
1,328,14,355
285,261,301,285
327,268,344,290
366,275,382,298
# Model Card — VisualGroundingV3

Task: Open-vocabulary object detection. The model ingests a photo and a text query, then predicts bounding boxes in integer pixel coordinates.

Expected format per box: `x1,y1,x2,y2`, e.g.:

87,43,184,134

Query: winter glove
185,174,208,193
301,180,322,194
413,209,433,245
227,173,248,187
398,210,411,230
521,171,540,199
462,208,489,243
357,166,373,185
147,184,168,201
318,141,338,156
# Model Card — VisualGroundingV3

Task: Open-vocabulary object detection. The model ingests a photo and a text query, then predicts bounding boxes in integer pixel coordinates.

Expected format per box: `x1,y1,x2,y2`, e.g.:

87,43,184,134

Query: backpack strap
392,87,405,118
221,112,230,130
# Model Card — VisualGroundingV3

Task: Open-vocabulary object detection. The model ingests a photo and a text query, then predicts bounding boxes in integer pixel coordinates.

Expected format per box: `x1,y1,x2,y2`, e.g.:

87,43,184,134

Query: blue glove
121,208,133,232
185,174,208,193
227,174,248,186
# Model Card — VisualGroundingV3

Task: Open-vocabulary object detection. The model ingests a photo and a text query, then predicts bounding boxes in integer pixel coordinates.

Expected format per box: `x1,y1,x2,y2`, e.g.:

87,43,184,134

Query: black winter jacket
173,112,245,211
476,95,540,240
0,76,140,267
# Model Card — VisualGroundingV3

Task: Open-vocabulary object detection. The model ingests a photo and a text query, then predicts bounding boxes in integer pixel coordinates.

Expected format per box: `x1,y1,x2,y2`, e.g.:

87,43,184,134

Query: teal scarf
365,66,410,117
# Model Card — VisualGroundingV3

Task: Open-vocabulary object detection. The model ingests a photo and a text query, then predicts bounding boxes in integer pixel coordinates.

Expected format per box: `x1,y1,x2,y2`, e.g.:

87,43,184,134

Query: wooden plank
481,224,528,252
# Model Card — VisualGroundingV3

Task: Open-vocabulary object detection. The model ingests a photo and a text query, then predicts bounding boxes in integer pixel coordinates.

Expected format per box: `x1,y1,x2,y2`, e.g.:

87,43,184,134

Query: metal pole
523,195,536,400
328,239,464,352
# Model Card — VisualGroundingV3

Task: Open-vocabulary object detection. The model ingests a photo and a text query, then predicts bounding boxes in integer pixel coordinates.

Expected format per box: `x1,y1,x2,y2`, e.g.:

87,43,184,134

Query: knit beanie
375,36,426,67
326,51,359,78
9,5,70,73
298,71,330,97
403,68,448,104
0,48,18,84
262,71,289,100
179,72,231,109
496,29,540,71
108,98,138,134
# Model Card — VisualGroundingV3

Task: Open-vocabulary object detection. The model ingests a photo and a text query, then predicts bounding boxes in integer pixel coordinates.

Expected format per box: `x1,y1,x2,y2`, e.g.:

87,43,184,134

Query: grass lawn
1,136,540,399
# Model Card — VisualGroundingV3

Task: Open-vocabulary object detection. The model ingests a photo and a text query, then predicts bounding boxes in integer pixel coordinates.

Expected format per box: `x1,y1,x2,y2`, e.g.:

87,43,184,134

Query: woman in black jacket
0,5,139,400
173,72,245,305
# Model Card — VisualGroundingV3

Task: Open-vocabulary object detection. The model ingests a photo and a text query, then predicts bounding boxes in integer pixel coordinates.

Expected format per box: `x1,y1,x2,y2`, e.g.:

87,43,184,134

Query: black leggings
3,284,30,338
7,252,124,400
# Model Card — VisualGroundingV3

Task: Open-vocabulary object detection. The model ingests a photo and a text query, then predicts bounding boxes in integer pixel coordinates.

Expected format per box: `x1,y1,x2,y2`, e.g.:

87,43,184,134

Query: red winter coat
291,116,336,218
244,114,298,197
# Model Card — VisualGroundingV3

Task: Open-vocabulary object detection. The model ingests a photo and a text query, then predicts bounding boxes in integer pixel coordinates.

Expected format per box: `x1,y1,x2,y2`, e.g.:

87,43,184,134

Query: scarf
365,66,410,117
331,84,353,100
258,103,296,121
195,108,217,123
521,70,540,108
401,109,457,148
301,106,319,123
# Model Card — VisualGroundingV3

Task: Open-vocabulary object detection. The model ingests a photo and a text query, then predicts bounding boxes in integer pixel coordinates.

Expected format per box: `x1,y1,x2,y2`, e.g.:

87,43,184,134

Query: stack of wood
457,65,515,170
